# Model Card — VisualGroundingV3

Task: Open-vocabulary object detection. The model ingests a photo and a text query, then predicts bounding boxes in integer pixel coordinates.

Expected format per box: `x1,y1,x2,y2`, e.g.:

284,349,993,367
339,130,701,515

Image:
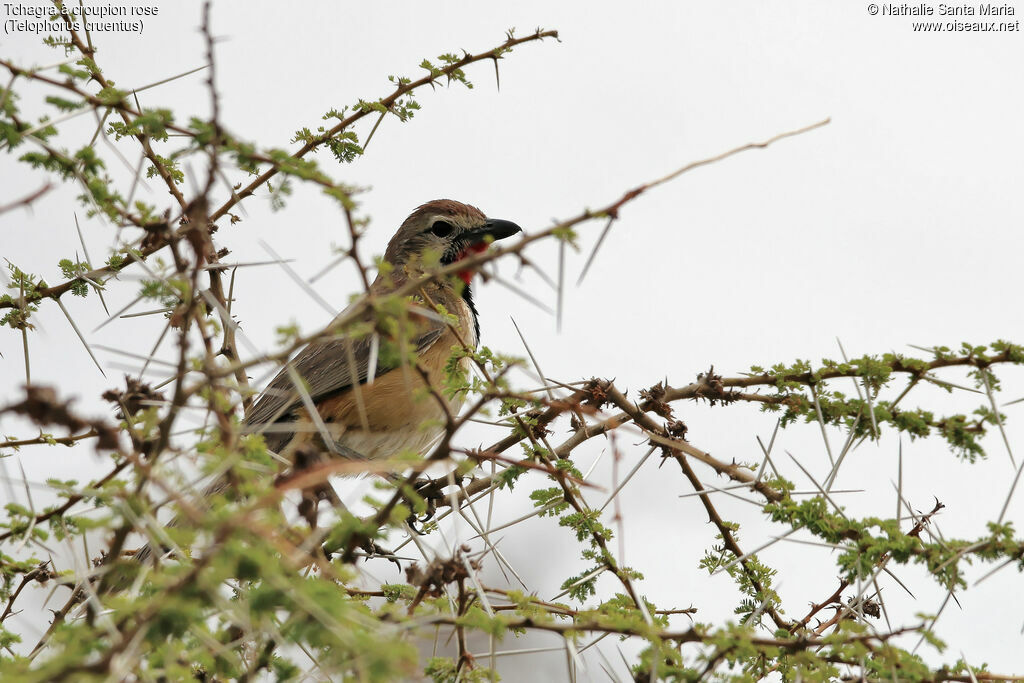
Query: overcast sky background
2,1,1024,680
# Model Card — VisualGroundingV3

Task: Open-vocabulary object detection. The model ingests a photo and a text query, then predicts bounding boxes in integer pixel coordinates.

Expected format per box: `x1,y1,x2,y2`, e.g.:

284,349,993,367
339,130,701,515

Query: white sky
2,1,1024,679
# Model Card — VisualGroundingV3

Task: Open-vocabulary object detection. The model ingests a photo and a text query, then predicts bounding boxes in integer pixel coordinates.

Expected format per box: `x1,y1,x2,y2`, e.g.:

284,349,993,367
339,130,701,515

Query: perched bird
127,199,520,569
244,198,522,464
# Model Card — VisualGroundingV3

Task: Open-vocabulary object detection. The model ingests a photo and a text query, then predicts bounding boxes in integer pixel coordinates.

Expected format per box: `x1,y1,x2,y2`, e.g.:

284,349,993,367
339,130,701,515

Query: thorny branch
1,10,1022,682
0,28,559,313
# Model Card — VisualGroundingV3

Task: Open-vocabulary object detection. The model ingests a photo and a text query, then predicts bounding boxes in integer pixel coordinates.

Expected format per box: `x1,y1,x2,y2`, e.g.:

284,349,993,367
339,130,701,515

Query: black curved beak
465,218,522,245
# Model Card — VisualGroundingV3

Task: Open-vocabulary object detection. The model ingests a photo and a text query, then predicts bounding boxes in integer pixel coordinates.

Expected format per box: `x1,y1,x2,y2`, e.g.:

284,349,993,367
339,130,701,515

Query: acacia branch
0,29,559,312
207,29,558,223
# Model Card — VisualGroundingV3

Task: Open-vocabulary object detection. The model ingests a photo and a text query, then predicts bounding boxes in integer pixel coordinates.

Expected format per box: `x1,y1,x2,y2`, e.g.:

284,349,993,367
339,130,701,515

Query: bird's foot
404,474,466,533
405,498,436,535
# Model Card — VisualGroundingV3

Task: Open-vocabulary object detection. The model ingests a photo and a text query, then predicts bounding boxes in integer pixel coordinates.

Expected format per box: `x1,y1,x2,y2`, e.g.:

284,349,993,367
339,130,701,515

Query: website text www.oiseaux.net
912,18,1020,29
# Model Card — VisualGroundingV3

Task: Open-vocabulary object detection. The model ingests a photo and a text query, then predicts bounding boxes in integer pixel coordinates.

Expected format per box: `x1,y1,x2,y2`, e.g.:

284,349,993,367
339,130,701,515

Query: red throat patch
456,242,489,285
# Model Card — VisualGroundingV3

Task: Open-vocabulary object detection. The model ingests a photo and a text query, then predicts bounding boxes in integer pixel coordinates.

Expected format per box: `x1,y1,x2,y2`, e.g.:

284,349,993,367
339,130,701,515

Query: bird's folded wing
244,316,446,431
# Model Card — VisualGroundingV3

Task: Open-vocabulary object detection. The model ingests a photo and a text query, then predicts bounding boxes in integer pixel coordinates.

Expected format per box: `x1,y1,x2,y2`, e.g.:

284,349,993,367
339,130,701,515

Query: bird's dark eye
430,221,454,238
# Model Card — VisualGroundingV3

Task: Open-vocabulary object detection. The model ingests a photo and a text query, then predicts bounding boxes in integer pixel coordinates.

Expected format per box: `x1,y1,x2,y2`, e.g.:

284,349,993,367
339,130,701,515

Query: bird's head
383,199,521,285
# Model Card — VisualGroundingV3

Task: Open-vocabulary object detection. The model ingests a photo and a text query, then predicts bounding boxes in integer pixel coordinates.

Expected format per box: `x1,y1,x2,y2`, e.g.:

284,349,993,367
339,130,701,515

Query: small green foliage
560,509,613,544
551,225,578,244
57,63,91,81
326,131,364,164
424,657,458,682
274,321,302,346
530,486,568,516
559,566,602,602
146,154,184,184
268,178,293,211
58,258,92,297
745,343,1024,462
45,95,84,112
700,530,783,626
381,583,417,602
0,264,46,329
633,637,695,680
496,463,527,489
139,278,183,308
95,85,128,106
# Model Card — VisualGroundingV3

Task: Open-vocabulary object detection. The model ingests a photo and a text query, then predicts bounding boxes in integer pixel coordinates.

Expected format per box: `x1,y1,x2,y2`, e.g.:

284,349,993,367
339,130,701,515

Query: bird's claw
404,475,456,533
405,497,437,535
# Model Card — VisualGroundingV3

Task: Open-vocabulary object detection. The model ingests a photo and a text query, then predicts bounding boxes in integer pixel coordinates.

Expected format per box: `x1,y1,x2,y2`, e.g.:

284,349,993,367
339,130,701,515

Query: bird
243,198,521,463
126,199,521,570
